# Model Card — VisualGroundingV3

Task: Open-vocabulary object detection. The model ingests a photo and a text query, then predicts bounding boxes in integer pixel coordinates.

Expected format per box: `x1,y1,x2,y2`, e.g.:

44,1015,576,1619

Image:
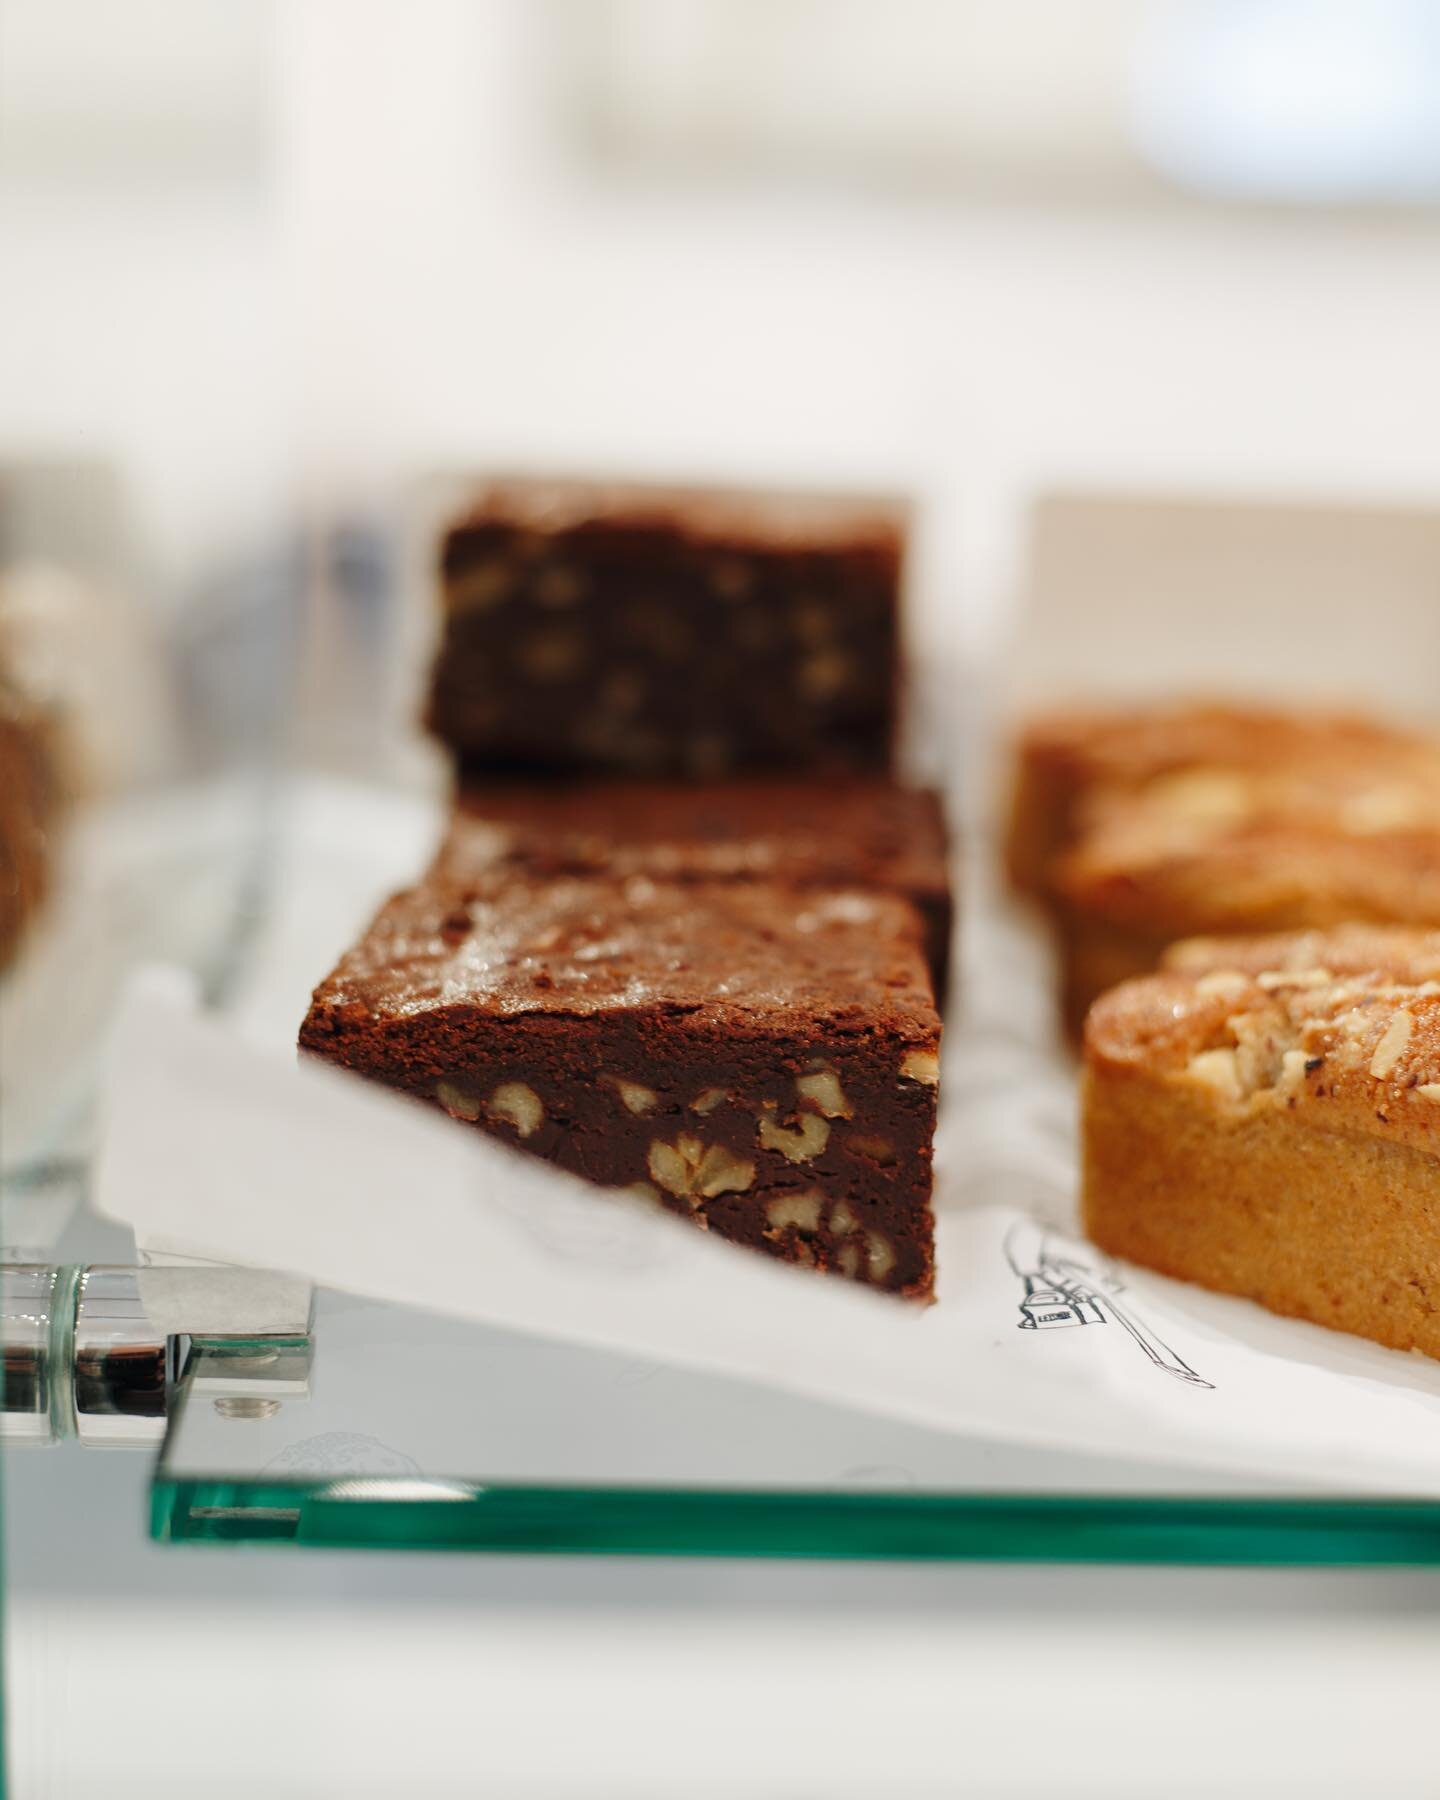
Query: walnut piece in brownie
426,477,905,778
435,776,952,1001
299,872,941,1298
1083,927,1440,1357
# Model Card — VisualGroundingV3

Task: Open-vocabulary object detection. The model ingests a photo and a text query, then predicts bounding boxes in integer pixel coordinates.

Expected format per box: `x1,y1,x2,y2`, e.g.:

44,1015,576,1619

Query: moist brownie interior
300,871,941,1297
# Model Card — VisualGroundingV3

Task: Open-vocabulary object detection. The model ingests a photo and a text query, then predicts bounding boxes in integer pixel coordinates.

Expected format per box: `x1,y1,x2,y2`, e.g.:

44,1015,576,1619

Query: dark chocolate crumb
439,907,472,943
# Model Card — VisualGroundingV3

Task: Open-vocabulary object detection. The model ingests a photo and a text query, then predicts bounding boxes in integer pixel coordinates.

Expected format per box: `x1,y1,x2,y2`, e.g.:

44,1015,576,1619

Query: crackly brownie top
441,476,907,570
435,779,948,896
305,872,938,1040
1087,926,1440,1155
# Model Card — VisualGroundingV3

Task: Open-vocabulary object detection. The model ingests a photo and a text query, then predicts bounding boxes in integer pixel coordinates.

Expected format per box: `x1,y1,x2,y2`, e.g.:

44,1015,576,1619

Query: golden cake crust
1005,699,1428,896
1059,822,1440,942
1165,923,1440,984
1012,702,1440,1030
1083,926,1440,1358
1087,948,1440,1161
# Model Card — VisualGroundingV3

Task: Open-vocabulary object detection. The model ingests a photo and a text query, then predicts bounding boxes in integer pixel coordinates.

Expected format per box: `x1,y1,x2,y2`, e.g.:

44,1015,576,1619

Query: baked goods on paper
1083,926,1440,1357
300,870,941,1298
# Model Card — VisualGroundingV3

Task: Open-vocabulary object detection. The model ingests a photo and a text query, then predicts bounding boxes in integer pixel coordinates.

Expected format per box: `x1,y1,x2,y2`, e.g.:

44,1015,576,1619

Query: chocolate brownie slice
426,477,905,778
434,776,952,1001
299,872,940,1298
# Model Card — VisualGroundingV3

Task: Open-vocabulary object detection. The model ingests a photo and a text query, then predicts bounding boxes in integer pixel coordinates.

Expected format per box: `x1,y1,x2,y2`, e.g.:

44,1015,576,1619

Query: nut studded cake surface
426,476,905,779
299,872,941,1298
435,777,952,998
1040,727,1440,1030
0,681,55,969
1006,699,1437,897
1083,928,1440,1356
1164,922,1440,986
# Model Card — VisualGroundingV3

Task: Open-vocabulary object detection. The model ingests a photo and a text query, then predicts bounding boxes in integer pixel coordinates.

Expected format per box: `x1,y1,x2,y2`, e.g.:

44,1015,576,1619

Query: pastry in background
0,671,56,969
1083,926,1440,1358
426,477,906,780
1006,700,1440,1032
1005,700,1437,897
1053,762,1440,1030
0,560,176,798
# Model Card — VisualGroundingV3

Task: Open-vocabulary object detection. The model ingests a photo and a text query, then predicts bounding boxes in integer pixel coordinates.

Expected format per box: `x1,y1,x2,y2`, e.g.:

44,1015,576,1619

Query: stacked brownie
302,479,949,1298
427,478,904,778
433,776,952,997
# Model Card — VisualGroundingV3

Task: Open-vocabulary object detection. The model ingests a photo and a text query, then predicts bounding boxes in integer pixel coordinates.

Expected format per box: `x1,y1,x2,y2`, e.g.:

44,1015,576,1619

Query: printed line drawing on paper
1003,1220,1214,1389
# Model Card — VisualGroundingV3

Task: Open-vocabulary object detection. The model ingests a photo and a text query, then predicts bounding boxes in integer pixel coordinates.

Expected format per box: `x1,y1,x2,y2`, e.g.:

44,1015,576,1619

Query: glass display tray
151,1288,1440,1563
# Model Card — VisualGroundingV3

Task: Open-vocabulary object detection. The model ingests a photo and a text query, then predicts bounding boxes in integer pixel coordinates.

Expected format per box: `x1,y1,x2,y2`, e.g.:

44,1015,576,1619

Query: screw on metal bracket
213,1396,283,1421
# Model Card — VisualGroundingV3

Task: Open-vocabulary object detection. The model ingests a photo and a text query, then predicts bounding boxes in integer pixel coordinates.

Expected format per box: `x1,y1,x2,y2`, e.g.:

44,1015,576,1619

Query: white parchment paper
91,781,1440,1496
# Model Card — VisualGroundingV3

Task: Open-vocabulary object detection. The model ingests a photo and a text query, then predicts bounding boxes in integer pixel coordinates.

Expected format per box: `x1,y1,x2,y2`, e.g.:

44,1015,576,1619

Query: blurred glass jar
0,461,296,1193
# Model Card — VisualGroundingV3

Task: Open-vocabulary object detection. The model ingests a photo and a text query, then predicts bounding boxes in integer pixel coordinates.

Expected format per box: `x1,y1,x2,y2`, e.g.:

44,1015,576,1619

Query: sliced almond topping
1256,967,1334,991
1187,1048,1242,1101
1149,768,1255,824
1340,786,1430,833
1417,1083,1440,1102
1370,1010,1414,1080
1279,1049,1311,1093
1196,970,1248,997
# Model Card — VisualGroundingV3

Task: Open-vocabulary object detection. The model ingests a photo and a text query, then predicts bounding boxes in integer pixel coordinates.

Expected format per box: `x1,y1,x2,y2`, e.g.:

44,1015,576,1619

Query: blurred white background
5,0,1440,663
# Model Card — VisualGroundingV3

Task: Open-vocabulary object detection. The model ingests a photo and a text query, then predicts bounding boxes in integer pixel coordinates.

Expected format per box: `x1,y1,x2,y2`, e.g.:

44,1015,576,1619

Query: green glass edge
188,1335,310,1355
149,1474,1440,1564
